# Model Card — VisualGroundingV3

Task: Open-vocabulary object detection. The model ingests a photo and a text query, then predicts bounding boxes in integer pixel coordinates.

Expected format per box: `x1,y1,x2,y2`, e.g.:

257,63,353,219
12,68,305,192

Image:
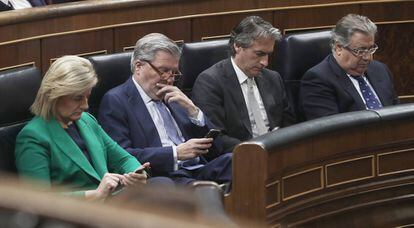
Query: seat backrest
178,39,230,96
88,51,133,117
0,66,42,173
273,29,332,121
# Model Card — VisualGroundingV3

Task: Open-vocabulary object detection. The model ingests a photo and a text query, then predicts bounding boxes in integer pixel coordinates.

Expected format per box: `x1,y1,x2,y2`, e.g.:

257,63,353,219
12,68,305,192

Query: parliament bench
225,103,414,227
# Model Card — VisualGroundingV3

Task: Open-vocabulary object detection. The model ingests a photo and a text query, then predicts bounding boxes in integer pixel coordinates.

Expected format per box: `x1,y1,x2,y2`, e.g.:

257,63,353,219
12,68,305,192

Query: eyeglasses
143,60,182,81
343,43,378,57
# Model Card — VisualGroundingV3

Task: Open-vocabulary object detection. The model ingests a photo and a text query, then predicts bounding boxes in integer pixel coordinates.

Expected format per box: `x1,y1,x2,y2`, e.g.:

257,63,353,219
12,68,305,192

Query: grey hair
31,55,97,120
331,14,377,52
130,33,181,73
229,16,281,56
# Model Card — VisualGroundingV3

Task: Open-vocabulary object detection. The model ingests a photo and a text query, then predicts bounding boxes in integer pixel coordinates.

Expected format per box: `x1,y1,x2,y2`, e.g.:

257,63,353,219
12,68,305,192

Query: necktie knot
350,75,364,82
246,78,254,88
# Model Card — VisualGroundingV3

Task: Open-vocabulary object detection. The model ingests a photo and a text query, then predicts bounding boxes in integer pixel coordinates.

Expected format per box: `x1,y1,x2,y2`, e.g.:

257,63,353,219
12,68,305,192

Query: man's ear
134,60,144,72
234,43,242,54
135,60,143,68
334,42,342,52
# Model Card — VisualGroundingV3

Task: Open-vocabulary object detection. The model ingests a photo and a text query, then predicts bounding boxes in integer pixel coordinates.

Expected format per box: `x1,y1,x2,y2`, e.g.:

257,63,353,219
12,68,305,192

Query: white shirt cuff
172,145,178,171
189,108,205,126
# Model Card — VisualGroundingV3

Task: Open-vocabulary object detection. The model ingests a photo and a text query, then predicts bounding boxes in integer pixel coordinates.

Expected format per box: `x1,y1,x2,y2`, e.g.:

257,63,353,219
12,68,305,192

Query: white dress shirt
132,77,205,170
231,58,270,137
1,0,32,9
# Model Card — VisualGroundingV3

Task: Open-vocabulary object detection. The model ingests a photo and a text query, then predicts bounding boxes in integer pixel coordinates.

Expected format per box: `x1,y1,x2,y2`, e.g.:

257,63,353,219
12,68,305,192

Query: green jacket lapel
76,117,107,178
47,117,101,182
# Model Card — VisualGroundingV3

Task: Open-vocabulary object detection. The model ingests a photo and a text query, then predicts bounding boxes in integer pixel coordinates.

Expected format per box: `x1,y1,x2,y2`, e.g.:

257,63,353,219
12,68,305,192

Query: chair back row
0,67,42,173
88,30,332,117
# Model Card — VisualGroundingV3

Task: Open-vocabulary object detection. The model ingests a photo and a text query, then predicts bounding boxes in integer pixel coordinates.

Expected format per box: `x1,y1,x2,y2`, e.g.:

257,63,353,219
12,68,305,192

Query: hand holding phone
204,129,221,139
134,162,151,177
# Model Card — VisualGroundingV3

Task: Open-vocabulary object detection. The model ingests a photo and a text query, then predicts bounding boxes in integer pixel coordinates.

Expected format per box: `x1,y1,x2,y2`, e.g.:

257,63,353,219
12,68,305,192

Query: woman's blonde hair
31,55,98,120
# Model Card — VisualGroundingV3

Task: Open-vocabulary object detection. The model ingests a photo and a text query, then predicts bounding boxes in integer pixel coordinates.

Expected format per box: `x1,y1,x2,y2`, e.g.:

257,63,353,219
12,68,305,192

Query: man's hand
176,138,213,160
156,83,199,118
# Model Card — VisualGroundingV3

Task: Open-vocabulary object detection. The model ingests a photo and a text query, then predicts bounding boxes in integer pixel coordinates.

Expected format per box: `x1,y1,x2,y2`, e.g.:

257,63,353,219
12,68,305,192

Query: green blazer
15,112,140,196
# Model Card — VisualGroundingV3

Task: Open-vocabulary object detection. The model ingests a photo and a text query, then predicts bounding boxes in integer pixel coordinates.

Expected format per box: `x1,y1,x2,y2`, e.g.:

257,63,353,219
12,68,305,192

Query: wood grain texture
225,107,414,226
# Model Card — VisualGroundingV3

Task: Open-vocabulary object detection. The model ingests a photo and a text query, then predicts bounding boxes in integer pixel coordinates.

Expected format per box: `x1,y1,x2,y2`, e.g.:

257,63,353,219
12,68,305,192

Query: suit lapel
328,55,366,110
255,74,276,129
365,66,388,106
0,1,13,10
47,117,101,182
223,59,252,135
76,116,107,178
125,78,163,146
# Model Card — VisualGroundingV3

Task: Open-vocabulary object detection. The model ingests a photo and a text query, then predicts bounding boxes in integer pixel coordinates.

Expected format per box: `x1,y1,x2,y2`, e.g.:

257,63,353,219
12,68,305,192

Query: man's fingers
190,138,214,144
194,143,212,149
196,149,209,155
157,84,178,94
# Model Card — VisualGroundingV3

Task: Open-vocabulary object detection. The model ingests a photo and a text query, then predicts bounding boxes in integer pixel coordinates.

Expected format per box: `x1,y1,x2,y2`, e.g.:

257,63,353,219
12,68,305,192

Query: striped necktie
154,101,183,145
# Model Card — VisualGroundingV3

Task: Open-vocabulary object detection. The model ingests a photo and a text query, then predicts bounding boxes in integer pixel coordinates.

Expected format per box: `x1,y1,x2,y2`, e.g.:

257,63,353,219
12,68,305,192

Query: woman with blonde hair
15,55,150,200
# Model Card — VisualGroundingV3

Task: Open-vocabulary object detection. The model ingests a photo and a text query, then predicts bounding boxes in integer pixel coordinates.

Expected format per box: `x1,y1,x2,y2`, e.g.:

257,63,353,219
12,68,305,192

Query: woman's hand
85,173,126,200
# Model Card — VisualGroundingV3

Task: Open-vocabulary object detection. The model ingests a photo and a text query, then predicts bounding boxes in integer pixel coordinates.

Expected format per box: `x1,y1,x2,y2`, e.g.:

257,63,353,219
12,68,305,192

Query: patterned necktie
154,101,183,145
246,78,268,136
154,101,203,170
351,75,382,109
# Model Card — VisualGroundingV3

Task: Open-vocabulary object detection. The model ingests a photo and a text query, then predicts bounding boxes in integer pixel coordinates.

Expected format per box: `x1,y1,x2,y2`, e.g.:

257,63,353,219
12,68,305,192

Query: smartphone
204,129,221,139
135,164,151,177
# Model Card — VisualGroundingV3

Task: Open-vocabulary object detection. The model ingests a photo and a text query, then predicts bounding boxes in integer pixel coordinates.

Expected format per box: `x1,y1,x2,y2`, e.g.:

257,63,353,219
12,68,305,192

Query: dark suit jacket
192,58,296,151
15,112,140,196
99,78,219,177
0,0,46,11
299,54,399,120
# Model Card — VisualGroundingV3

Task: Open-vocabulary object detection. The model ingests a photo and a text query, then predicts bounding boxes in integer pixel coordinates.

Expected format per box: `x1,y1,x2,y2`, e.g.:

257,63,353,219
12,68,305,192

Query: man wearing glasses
98,33,231,185
300,14,399,120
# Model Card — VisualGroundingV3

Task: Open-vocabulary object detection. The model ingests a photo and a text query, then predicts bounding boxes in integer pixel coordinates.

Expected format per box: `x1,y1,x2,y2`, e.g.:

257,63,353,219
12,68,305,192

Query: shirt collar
231,57,250,85
347,73,366,79
132,76,152,104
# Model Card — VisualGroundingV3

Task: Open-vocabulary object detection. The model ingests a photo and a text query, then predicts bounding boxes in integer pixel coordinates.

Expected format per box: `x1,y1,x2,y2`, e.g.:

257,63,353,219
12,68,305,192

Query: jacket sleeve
15,125,52,188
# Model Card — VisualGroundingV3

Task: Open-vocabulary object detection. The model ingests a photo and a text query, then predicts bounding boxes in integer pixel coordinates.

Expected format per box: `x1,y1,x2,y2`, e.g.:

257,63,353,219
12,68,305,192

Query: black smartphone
204,129,221,139
135,165,151,177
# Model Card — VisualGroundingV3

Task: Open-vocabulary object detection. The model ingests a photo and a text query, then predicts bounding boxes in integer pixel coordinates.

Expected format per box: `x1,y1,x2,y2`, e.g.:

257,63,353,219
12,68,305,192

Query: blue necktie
154,101,183,145
154,101,203,171
351,76,382,109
